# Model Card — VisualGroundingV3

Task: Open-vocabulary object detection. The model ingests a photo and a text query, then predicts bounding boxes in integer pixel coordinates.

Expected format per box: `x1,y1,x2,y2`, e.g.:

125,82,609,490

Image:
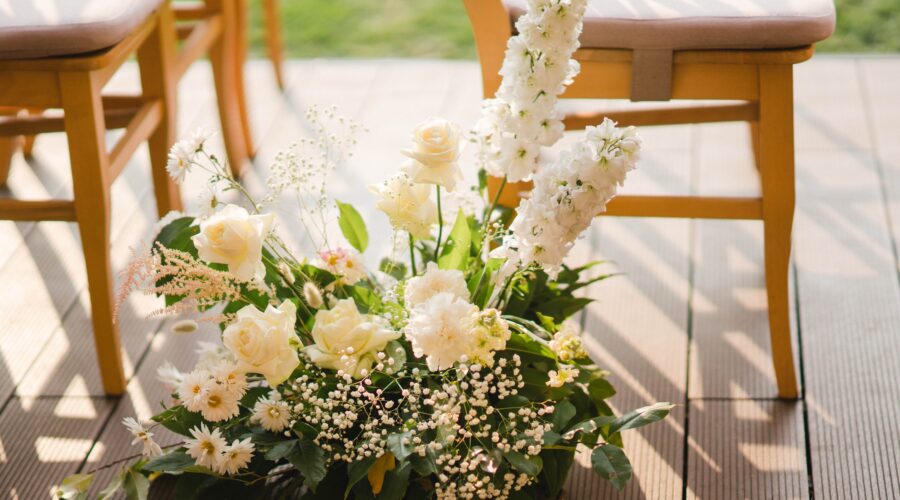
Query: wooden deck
1,56,899,498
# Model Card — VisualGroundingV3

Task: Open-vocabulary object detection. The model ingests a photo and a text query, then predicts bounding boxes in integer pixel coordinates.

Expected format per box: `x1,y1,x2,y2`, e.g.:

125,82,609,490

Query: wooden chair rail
108,99,163,180
172,2,213,20
173,16,224,82
605,195,764,219
564,102,759,130
0,199,77,221
0,97,152,136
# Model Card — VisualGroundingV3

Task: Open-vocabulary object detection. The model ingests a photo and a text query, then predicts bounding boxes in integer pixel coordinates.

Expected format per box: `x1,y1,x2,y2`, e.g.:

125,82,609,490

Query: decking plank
685,400,808,499
688,121,798,399
0,397,115,498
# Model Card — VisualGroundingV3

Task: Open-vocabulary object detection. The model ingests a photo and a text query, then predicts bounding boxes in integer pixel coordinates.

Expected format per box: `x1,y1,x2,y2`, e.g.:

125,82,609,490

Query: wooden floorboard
794,59,900,499
686,400,808,499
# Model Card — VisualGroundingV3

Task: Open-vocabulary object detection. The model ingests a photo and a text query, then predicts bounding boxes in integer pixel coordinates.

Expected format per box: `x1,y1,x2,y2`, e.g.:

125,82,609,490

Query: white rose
404,262,469,308
401,118,463,191
370,173,438,239
222,300,300,387
192,204,274,281
306,299,400,378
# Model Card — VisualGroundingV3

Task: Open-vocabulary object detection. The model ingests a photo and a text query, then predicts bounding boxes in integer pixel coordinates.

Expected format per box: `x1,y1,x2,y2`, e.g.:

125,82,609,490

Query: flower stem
409,235,418,276
486,175,508,223
434,185,443,261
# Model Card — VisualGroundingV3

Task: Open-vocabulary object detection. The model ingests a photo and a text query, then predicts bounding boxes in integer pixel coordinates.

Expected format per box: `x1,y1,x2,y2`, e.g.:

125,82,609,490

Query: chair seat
0,0,162,60
505,0,835,51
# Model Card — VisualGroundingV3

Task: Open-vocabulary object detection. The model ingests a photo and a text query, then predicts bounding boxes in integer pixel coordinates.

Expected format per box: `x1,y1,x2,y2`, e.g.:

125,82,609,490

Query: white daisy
250,396,291,432
177,370,210,412
198,381,240,422
156,361,183,391
122,417,163,458
185,424,226,470
216,438,255,475
213,362,248,398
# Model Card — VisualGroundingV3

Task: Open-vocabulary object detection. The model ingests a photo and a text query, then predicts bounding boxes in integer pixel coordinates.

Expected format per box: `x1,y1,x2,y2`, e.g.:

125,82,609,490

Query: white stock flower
401,118,463,191
123,417,163,458
217,438,255,475
404,292,480,371
251,396,292,432
192,204,274,281
222,300,300,387
185,424,227,470
314,247,366,285
306,299,400,378
511,119,640,275
371,173,438,239
473,0,589,181
404,262,470,308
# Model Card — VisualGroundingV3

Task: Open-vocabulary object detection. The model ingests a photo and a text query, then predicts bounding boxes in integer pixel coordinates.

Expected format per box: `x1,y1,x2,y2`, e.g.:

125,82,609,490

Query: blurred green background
248,0,900,58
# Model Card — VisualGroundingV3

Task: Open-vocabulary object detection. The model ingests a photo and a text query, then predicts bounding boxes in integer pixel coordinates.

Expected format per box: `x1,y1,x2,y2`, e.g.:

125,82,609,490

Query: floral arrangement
58,1,671,499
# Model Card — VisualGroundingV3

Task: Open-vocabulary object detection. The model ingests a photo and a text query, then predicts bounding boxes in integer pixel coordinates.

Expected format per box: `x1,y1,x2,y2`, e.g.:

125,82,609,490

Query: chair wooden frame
466,0,805,398
0,4,182,395
172,0,252,177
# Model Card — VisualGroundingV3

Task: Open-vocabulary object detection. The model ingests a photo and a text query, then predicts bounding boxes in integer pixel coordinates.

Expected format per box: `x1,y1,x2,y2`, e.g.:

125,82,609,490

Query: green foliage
336,201,369,253
591,444,632,490
437,210,472,271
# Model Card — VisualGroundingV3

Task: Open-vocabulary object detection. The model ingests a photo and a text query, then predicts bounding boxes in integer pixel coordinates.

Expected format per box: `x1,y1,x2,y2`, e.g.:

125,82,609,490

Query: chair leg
0,108,18,187
208,0,249,177
758,64,799,399
749,120,760,170
263,0,285,90
138,4,183,218
60,71,127,396
234,0,254,157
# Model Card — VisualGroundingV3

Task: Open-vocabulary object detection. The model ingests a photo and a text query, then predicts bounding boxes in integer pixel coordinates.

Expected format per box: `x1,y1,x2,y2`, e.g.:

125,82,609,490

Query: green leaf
379,258,407,281
122,468,150,500
383,340,407,373
377,462,412,500
240,386,271,408
505,450,542,476
608,402,675,435
151,405,202,437
535,297,593,322
57,473,93,500
540,449,575,497
386,430,415,461
265,440,298,461
336,201,369,253
550,400,577,432
288,440,327,491
588,378,617,407
438,210,471,271
564,415,616,439
591,444,632,490
143,450,194,472
154,216,198,255
345,456,377,499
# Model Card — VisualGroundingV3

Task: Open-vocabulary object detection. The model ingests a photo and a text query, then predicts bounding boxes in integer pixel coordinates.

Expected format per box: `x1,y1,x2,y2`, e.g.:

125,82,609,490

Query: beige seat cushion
505,0,836,50
0,0,162,60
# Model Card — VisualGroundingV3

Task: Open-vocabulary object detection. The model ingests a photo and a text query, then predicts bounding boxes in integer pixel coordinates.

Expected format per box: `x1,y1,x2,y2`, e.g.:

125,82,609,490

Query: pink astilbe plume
116,243,263,320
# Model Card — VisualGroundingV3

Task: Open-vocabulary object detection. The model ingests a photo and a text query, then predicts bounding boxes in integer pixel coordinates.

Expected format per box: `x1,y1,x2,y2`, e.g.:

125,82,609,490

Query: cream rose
306,299,400,378
371,173,438,239
222,300,300,387
192,204,274,281
401,118,463,191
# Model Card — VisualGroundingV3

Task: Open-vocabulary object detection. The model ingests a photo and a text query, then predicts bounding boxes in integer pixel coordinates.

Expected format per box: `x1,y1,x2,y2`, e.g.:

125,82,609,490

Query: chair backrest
462,0,511,98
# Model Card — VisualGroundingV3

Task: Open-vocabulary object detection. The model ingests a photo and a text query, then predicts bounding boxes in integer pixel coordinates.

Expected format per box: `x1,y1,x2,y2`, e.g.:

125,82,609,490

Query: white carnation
404,262,470,308
404,292,479,371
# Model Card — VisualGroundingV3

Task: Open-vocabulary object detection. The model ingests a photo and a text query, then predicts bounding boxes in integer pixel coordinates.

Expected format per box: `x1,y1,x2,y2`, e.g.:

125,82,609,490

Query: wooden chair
0,0,182,395
465,0,836,398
